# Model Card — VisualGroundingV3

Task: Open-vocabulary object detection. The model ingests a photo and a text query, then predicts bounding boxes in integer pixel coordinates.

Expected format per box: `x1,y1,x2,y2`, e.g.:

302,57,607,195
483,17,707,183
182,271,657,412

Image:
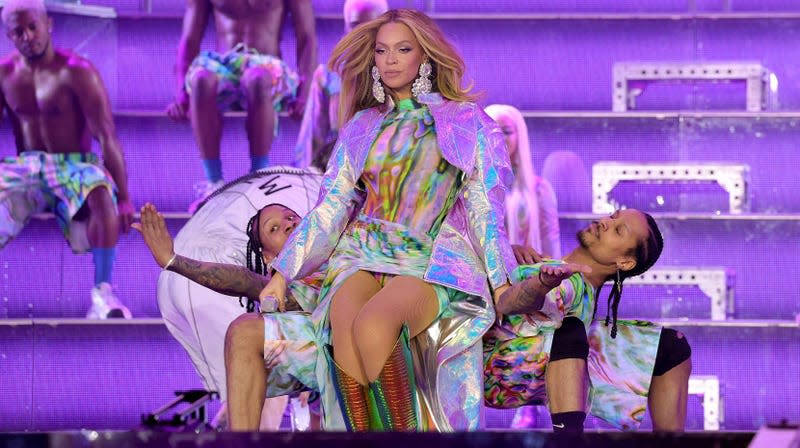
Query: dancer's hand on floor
131,203,175,268
259,271,288,312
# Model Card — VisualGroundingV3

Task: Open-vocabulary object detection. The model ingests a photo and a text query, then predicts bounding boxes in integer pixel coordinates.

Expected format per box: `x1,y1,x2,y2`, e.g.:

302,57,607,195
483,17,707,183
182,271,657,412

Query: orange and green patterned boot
368,326,419,431
326,345,370,431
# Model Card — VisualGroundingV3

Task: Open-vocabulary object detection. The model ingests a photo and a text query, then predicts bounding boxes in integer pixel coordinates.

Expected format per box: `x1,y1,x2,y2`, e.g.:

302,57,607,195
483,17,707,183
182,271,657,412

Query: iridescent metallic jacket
273,92,517,300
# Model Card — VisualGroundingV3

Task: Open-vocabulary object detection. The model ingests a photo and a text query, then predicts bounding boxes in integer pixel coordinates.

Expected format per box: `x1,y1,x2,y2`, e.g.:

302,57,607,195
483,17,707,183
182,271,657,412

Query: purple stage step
528,115,800,214
3,13,800,111
2,114,800,214
107,16,800,111
1,219,187,319
0,116,301,212
0,320,204,431
1,217,797,320
0,431,762,448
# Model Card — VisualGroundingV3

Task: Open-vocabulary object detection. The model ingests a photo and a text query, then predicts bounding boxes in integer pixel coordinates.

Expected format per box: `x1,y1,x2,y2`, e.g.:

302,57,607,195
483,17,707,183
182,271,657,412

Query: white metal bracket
592,162,751,214
688,375,723,430
613,61,778,112
625,267,735,320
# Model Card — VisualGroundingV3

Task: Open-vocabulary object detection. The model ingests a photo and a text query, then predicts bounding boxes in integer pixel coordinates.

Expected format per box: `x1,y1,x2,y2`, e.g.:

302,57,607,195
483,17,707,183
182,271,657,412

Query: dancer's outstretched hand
131,203,175,268
259,271,288,312
538,262,592,289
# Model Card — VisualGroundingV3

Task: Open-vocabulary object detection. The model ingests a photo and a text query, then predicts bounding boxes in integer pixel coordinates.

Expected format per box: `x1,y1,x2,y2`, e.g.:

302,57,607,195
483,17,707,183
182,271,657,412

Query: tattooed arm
167,255,269,300
495,262,592,315
495,276,551,315
132,203,268,301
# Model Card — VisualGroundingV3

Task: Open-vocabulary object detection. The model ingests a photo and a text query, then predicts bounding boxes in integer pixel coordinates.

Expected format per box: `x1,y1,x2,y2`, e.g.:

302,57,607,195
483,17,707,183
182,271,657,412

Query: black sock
551,411,586,434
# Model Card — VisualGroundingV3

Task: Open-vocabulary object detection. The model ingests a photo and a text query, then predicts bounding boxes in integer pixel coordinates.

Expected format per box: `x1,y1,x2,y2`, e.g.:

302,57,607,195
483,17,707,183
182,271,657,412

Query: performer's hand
263,340,288,369
117,198,135,233
259,271,288,312
131,203,175,268
539,262,593,289
512,244,546,265
166,91,189,121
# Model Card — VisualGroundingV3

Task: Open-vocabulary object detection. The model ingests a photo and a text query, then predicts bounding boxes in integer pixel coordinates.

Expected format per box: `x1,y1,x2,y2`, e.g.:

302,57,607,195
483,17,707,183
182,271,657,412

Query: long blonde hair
485,104,541,249
328,9,476,126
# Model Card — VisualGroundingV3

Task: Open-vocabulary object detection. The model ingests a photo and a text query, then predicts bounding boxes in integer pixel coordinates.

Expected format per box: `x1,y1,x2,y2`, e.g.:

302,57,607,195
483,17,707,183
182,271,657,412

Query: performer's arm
166,0,211,120
133,203,268,300
496,262,591,315
272,112,365,282
264,112,366,311
462,112,517,302
286,0,317,117
71,58,134,231
167,256,269,300
495,274,553,315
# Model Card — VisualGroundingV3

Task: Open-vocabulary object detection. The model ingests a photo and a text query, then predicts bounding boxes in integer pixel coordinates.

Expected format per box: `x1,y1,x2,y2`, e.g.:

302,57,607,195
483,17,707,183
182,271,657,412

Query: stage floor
0,430,757,448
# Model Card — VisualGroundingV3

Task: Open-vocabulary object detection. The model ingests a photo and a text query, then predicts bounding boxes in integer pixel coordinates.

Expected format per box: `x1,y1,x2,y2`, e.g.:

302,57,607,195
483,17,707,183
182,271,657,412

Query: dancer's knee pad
653,328,692,376
549,316,589,361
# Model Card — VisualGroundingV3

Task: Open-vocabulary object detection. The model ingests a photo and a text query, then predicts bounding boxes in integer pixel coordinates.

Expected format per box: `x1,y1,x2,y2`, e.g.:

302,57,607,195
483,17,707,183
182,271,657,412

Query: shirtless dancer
166,0,317,211
0,0,134,318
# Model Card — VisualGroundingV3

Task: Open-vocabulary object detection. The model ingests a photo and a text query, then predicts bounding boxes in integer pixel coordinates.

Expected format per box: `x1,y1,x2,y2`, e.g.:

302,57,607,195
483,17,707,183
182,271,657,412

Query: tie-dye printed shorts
0,151,116,253
186,43,300,112
483,318,662,430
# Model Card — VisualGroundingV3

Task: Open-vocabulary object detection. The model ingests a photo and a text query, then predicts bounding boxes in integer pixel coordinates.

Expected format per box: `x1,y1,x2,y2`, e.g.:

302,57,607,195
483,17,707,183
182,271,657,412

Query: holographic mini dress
322,97,466,313
263,98,465,401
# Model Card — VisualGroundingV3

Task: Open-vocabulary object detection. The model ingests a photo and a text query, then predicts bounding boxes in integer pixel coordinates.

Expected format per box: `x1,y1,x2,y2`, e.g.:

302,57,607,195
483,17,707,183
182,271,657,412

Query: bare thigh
328,270,382,382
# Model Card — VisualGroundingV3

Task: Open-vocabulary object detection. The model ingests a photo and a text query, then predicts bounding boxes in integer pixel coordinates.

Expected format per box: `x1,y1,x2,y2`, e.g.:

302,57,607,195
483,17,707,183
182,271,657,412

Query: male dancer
1,0,134,318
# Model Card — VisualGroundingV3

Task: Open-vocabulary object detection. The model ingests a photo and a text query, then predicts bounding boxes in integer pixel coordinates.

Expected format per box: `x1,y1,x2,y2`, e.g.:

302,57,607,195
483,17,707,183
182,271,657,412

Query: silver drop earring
371,65,385,103
411,60,432,99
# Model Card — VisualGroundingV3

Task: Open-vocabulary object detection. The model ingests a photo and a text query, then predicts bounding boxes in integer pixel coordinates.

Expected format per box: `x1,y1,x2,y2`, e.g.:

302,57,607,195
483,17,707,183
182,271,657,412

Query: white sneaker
86,282,132,319
188,179,226,214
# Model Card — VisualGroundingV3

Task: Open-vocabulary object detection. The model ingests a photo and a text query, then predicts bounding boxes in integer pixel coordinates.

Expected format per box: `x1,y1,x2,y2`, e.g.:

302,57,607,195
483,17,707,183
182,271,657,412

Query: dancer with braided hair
134,168,323,430
485,210,692,433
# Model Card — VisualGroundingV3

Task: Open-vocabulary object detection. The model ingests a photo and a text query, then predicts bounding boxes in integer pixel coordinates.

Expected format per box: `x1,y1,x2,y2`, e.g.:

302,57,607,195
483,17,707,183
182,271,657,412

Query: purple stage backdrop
0,0,798,433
